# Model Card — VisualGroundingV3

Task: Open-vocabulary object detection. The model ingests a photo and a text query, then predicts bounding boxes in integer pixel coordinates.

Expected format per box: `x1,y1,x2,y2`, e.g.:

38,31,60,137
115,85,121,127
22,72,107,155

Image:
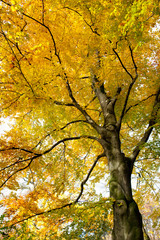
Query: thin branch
0,147,40,155
0,136,99,188
140,172,157,195
64,7,100,36
0,0,61,64
131,87,160,161
33,120,89,149
112,47,134,80
113,46,138,130
1,94,24,111
10,202,73,227
42,135,100,155
0,0,10,6
41,0,45,24
125,94,156,114
0,157,34,172
75,152,105,203
53,100,74,107
117,80,135,130
1,0,101,133
1,30,35,95
113,41,139,130
128,44,138,79
65,79,102,133
0,155,40,188
9,152,105,227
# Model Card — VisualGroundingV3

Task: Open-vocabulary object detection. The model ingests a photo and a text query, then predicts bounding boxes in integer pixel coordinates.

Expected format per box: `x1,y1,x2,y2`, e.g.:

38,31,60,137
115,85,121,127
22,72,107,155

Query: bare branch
0,147,39,155
0,157,34,172
10,202,72,227
0,135,99,188
128,44,138,79
53,100,74,107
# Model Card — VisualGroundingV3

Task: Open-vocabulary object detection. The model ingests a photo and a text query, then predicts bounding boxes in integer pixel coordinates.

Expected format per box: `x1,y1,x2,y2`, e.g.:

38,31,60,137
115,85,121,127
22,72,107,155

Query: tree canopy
0,0,160,239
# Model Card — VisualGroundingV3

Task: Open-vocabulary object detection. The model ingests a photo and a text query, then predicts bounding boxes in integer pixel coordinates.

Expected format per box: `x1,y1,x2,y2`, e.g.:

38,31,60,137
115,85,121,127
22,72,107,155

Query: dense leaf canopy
0,0,159,239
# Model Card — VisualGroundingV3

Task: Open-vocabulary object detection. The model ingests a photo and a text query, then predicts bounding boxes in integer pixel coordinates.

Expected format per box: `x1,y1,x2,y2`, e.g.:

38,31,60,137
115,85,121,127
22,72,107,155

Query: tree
0,0,160,239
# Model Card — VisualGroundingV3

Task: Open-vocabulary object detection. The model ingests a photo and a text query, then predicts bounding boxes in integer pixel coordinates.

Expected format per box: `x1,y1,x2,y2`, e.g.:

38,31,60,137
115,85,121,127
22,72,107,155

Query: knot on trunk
115,200,127,215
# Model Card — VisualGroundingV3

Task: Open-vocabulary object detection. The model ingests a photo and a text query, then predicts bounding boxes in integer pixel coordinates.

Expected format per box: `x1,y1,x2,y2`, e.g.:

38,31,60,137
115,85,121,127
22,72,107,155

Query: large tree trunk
109,155,144,240
102,130,144,240
90,75,145,239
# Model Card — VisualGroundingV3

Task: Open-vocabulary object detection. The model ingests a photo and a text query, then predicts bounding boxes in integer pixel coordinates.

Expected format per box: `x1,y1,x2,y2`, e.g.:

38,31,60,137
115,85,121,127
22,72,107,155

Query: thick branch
42,135,100,155
131,87,160,161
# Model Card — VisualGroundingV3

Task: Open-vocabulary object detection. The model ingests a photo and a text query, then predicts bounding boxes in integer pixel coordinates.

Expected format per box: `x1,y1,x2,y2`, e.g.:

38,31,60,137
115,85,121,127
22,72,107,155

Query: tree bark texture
92,80,144,240
101,128,144,240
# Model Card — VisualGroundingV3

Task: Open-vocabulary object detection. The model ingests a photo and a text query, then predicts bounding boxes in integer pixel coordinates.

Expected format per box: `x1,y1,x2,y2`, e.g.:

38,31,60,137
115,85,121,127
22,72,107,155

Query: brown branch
9,152,105,227
0,136,98,188
41,0,45,24
10,202,73,227
113,45,138,130
64,7,100,36
1,94,24,111
75,152,105,203
33,120,89,149
53,100,74,107
131,87,160,161
0,147,39,155
42,135,99,155
125,94,156,114
117,79,137,130
0,0,10,6
65,79,102,133
0,155,40,188
0,157,34,172
128,44,138,79
1,30,35,95
0,0,61,64
112,47,134,80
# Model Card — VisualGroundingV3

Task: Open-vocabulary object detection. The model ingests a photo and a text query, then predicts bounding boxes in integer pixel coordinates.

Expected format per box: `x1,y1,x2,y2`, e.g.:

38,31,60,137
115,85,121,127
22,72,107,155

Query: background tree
0,0,160,239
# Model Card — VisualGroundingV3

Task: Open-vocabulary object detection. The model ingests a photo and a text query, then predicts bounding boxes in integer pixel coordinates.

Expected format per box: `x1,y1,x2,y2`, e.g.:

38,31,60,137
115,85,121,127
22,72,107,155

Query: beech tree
0,0,160,239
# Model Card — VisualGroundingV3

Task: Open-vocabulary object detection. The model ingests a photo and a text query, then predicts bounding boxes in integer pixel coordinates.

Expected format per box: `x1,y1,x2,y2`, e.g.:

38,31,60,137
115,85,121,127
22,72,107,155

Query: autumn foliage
0,0,160,239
